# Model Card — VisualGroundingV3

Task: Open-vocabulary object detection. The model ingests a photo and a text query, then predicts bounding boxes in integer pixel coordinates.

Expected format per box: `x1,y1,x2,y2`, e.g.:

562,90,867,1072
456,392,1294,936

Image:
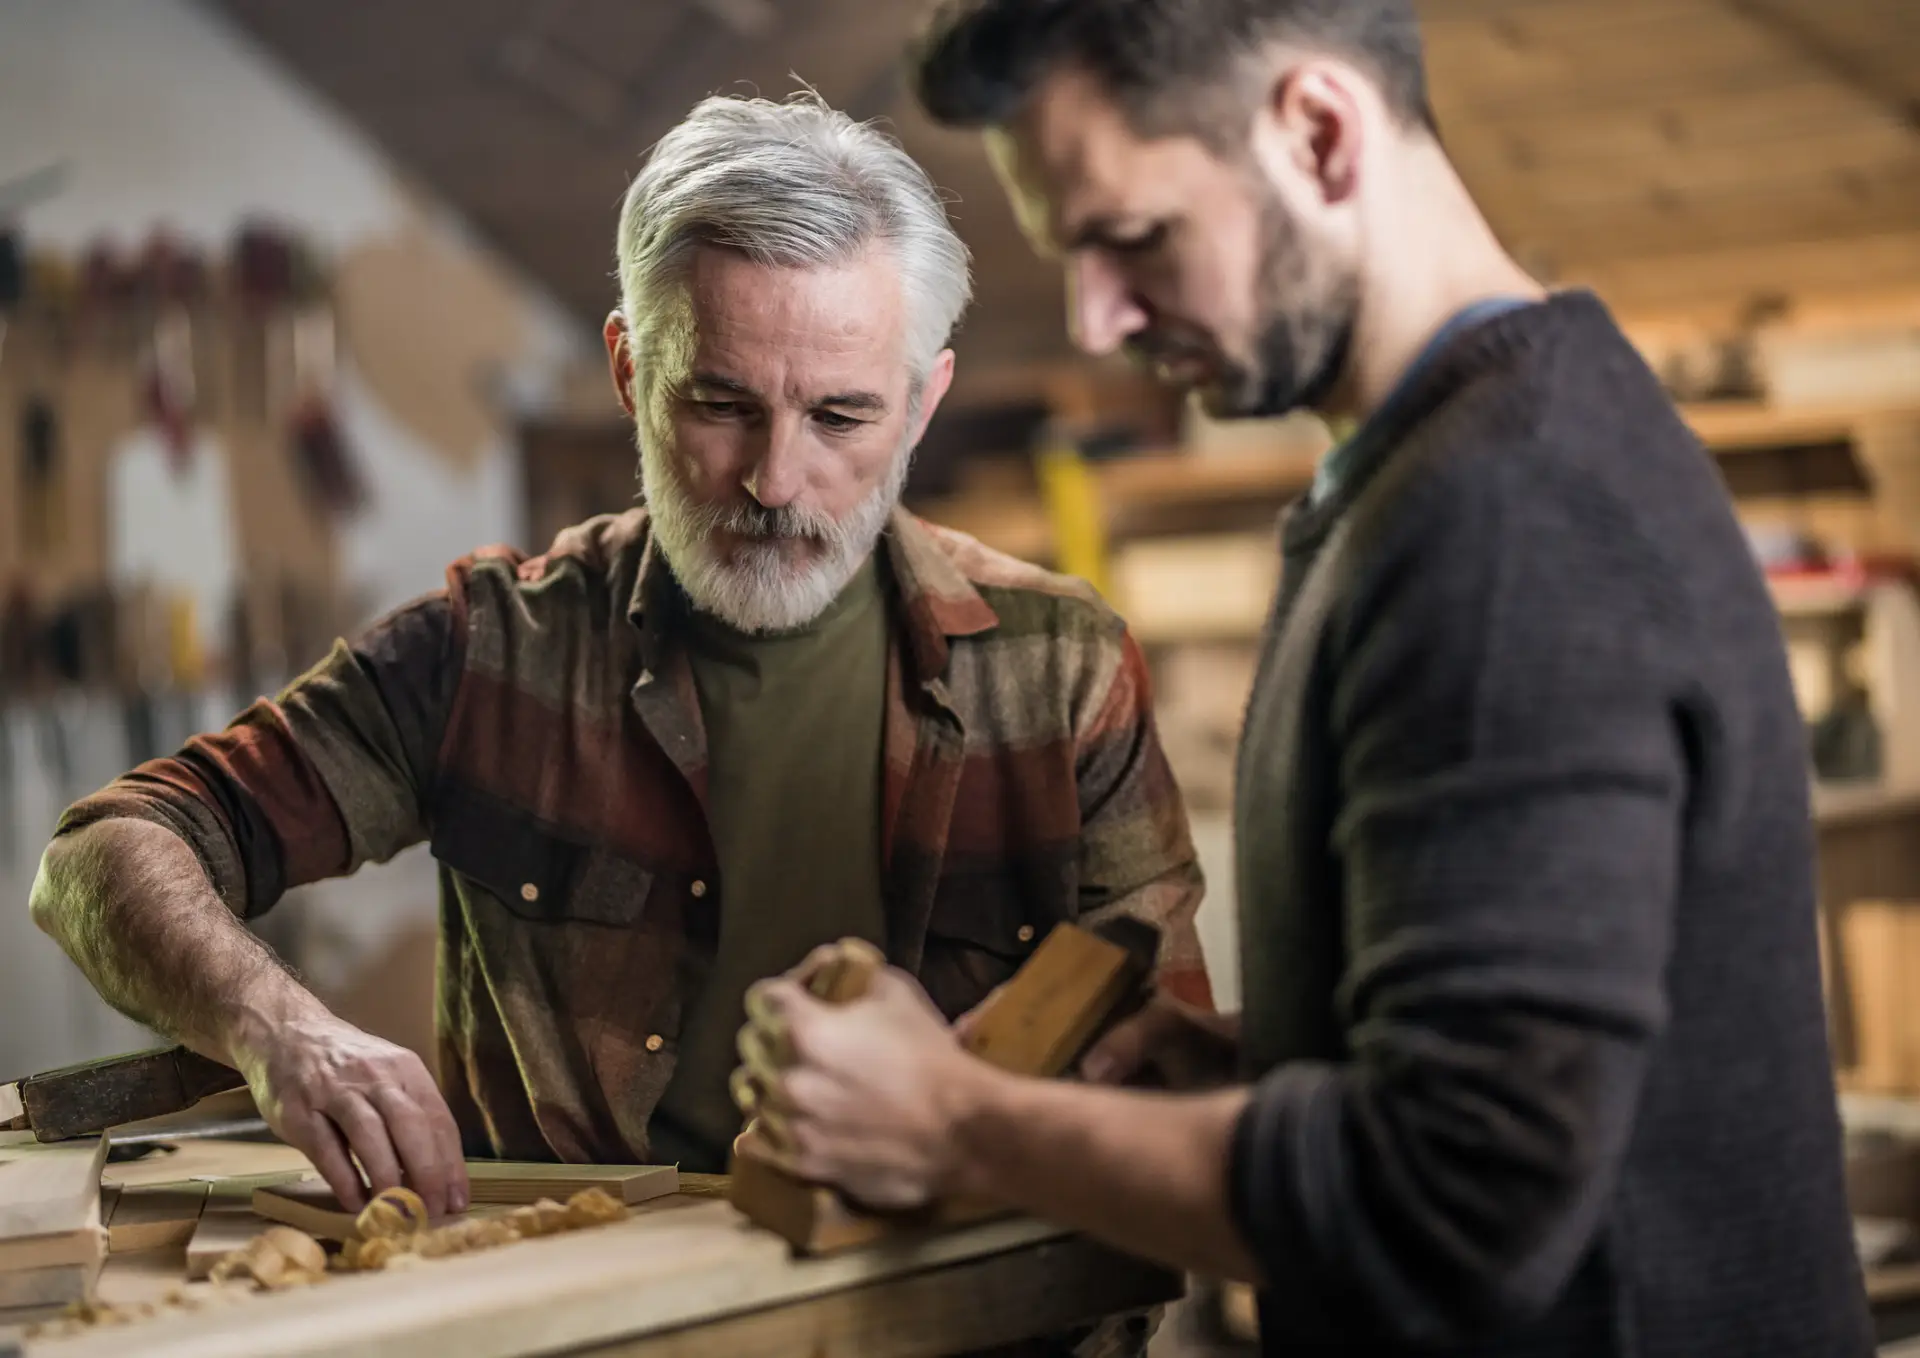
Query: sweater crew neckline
1282,290,1610,553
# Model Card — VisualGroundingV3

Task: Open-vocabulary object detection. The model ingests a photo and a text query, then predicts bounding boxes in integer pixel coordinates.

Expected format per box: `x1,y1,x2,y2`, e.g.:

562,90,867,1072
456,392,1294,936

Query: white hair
615,93,973,404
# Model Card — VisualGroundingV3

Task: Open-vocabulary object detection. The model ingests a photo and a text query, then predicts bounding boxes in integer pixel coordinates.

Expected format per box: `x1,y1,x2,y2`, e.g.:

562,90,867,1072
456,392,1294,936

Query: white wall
0,0,591,1077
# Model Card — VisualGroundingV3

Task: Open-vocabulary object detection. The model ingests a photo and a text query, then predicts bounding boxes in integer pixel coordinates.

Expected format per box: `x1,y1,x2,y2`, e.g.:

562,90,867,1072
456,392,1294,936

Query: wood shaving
355,1184,430,1239
340,1188,629,1273
26,1185,634,1337
209,1225,327,1290
25,1282,251,1340
566,1187,627,1226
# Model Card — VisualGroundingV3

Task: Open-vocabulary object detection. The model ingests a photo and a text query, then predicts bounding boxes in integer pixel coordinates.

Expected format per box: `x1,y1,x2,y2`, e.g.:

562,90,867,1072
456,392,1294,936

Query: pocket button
520,882,540,904
690,879,708,899
645,1034,665,1053
1016,924,1035,944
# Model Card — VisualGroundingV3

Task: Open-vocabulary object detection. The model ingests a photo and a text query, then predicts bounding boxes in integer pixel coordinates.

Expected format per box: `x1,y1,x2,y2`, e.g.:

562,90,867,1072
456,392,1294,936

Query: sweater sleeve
1229,451,1686,1344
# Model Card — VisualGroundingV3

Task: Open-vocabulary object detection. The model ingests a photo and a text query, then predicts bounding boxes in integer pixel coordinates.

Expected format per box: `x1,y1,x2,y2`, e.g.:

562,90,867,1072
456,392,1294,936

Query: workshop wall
0,0,592,1078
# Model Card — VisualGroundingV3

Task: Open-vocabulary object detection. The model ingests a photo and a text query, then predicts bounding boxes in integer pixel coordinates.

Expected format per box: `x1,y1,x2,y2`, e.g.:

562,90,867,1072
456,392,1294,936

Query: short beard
639,428,911,635
1201,188,1359,421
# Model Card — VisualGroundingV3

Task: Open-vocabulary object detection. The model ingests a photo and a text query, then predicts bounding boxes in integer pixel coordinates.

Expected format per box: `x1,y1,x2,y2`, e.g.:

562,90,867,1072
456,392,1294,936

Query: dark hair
910,0,1436,142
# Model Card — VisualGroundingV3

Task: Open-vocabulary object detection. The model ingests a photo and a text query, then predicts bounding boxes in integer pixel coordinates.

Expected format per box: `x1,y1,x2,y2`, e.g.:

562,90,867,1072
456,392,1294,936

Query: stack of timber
0,1134,107,1321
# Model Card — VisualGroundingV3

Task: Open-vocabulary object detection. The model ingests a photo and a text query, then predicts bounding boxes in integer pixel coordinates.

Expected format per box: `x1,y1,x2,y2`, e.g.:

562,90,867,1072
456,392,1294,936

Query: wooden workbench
2,1141,1179,1357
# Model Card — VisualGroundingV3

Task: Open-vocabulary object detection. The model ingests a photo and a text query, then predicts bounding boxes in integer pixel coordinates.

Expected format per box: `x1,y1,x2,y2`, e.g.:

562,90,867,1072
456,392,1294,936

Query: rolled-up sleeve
58,592,461,919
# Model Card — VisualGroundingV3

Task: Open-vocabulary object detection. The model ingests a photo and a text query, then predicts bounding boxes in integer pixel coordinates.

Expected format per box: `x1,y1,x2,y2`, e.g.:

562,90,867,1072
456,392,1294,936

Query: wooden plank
0,1252,101,1311
36,1204,1102,1358
581,1234,1181,1358
107,1185,209,1254
0,1135,106,1241
464,1162,679,1206
99,1139,311,1193
0,1193,104,1273
253,1165,679,1240
184,1206,269,1282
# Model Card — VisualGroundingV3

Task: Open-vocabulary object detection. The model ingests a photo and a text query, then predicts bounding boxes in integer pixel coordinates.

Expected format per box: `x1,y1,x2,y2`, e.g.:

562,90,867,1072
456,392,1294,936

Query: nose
743,419,805,509
1068,253,1150,358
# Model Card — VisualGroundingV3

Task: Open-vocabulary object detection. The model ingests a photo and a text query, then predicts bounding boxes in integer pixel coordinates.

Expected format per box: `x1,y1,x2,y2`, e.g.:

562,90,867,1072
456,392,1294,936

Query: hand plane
0,1045,246,1142
729,917,1160,1252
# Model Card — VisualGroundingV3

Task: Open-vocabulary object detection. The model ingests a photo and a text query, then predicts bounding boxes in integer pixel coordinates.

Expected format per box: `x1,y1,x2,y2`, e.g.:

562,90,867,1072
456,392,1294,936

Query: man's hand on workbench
1079,997,1241,1091
733,966,992,1209
229,1011,468,1217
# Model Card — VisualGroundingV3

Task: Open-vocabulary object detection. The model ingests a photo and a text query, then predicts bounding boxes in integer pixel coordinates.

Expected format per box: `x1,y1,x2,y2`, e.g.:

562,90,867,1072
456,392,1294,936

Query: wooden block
729,924,1149,1254
0,1253,101,1311
958,923,1142,1079
0,1190,106,1273
249,1179,449,1242
108,1184,209,1254
727,1134,1004,1255
463,1162,679,1206
184,1205,268,1281
0,1133,107,1240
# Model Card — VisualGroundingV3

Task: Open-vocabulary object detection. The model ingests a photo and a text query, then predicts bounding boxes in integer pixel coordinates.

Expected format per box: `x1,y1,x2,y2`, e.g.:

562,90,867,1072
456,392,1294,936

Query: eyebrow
816,391,889,414
688,372,888,415
688,371,757,398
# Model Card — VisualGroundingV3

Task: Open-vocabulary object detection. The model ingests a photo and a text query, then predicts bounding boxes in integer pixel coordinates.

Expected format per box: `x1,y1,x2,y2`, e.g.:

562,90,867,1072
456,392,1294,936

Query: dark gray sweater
1228,292,1871,1356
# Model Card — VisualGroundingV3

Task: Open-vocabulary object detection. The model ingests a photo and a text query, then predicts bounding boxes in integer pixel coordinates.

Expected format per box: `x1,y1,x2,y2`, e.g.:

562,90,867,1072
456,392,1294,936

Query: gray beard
639,434,911,634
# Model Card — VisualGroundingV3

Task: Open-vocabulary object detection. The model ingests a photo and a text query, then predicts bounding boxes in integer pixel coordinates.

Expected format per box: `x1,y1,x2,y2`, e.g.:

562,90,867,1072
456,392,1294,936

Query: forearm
947,1068,1261,1282
30,819,332,1063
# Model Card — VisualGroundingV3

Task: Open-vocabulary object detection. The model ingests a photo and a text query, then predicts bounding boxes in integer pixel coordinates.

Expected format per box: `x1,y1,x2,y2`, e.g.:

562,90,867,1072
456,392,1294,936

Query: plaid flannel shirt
61,508,1210,1163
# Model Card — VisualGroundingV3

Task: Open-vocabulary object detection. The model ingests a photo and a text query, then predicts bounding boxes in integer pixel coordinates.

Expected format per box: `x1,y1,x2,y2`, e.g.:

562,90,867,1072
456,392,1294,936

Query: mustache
682,496,851,550
1123,327,1220,371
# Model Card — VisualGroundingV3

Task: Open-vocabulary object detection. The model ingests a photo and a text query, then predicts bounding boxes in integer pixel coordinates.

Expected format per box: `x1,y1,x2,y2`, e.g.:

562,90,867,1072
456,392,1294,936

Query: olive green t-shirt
646,557,890,1170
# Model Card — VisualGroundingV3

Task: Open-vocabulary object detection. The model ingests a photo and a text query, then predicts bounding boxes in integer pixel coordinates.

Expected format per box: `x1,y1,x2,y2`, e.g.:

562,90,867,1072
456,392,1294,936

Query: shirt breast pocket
429,781,653,927
918,878,1051,1020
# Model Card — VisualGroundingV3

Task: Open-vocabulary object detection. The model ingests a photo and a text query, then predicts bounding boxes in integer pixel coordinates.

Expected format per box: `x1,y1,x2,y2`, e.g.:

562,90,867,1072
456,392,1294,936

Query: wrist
938,1056,1023,1201
214,978,334,1070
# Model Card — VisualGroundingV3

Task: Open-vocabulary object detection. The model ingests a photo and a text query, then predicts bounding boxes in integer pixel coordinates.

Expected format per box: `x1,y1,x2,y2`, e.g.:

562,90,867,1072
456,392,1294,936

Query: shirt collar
624,508,998,684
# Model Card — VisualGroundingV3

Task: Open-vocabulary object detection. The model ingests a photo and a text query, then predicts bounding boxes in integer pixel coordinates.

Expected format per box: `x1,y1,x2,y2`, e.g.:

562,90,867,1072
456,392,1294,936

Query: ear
604,311,638,417
1251,60,1365,209
910,349,958,447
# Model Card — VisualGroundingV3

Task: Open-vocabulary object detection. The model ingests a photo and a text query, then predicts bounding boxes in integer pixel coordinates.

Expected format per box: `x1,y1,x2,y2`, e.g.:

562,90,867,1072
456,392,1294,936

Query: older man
736,3,1869,1356
29,96,1208,1235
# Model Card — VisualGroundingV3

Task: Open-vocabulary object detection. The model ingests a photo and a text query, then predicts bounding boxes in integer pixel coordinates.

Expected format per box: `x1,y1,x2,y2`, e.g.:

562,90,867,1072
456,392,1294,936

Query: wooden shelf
1683,401,1920,453
1771,577,1874,620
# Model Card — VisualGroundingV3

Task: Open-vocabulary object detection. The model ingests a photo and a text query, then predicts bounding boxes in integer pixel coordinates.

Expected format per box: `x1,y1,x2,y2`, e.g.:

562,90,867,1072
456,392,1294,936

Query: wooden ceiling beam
1718,0,1920,132
1564,230,1920,318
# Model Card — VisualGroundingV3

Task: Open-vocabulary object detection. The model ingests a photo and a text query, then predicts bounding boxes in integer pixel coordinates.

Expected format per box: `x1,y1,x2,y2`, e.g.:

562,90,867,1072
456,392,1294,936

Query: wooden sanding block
729,920,1159,1253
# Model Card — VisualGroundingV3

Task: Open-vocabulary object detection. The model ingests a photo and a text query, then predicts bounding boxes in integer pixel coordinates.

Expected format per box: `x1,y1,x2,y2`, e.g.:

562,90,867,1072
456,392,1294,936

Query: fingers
326,1090,404,1203
1079,1006,1164,1085
952,983,1006,1046
292,1109,369,1211
398,1059,470,1213
368,1084,457,1219
788,943,845,993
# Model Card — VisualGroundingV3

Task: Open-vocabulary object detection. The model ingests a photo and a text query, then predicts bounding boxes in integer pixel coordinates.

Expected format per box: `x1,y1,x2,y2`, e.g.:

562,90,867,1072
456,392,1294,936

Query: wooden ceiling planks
203,0,1920,359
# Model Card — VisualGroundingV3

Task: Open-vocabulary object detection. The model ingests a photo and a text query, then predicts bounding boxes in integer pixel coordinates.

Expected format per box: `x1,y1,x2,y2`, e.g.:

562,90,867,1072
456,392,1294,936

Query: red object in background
231,222,295,309
289,401,368,518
